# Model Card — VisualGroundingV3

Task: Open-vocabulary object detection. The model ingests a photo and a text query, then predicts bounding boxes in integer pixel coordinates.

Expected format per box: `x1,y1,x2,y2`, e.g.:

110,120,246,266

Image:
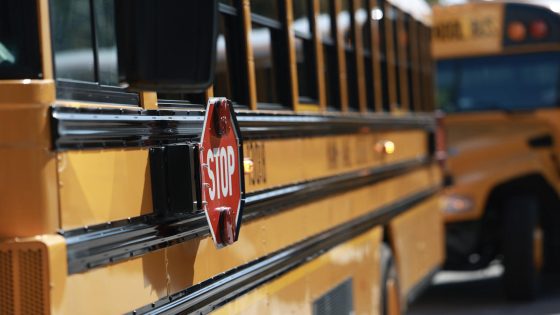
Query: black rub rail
63,157,431,274
127,186,439,315
50,106,435,150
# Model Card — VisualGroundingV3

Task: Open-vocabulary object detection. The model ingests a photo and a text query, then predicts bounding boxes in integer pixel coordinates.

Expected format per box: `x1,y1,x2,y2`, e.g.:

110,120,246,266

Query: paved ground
408,264,560,315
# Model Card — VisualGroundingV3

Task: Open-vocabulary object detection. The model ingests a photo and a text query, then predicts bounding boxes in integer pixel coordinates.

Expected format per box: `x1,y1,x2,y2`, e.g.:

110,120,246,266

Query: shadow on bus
408,264,560,315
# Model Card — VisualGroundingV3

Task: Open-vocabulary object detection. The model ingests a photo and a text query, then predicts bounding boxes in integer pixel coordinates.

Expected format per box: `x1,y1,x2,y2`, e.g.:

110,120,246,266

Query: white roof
387,0,432,25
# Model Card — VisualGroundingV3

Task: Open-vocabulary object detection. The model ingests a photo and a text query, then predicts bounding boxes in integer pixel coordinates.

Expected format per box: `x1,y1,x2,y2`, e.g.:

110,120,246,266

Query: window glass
360,0,375,110
320,0,333,42
251,0,278,20
437,53,560,112
293,0,311,34
323,43,339,109
51,0,96,82
340,0,354,47
93,0,119,86
389,6,401,107
360,0,371,52
376,0,386,56
341,0,359,110
214,17,233,99
293,0,318,102
295,37,318,102
0,0,42,79
320,0,340,109
252,24,280,104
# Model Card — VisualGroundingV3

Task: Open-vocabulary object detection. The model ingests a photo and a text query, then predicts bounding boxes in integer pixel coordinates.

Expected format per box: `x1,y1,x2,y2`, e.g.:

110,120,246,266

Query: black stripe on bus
50,106,435,150
63,157,431,274
126,186,439,315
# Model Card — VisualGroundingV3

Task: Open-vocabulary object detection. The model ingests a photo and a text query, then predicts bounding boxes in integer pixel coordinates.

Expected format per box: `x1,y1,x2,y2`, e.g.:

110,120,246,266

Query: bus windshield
436,52,560,112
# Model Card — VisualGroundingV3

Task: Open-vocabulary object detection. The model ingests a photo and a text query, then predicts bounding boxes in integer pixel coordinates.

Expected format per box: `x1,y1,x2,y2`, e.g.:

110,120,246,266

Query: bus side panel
389,194,444,299
0,82,58,238
57,149,153,230
211,227,383,315
55,167,437,314
55,131,427,230
244,130,427,193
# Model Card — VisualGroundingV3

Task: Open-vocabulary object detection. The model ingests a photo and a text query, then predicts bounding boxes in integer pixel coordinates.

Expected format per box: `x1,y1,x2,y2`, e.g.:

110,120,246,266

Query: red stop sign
200,98,245,247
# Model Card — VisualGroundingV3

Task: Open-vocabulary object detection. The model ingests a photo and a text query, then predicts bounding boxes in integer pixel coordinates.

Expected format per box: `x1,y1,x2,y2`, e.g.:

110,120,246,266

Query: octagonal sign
200,98,245,248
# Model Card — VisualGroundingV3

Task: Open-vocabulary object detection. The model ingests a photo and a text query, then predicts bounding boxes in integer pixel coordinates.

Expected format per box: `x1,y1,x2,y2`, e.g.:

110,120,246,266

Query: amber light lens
507,21,526,41
530,20,548,39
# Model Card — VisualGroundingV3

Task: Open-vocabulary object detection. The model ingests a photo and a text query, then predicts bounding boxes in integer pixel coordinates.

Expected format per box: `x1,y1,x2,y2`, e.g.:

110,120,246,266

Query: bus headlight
442,194,474,214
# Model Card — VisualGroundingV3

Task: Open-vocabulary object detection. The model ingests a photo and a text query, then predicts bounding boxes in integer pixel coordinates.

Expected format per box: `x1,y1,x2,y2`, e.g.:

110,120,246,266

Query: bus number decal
247,141,266,185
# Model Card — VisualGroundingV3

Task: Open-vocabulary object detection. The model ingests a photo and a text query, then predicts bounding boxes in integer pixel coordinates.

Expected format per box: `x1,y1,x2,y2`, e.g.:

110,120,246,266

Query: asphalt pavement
408,264,560,315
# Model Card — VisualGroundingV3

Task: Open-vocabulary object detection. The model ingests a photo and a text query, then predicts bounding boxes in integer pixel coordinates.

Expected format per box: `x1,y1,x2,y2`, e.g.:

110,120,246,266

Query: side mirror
115,0,218,93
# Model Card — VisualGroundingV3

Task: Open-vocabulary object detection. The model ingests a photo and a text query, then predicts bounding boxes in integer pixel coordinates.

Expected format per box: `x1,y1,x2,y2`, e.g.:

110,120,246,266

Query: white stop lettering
206,145,236,201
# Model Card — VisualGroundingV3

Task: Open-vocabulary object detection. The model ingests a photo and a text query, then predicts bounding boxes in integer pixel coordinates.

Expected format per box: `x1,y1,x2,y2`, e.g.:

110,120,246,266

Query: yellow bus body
0,0,442,314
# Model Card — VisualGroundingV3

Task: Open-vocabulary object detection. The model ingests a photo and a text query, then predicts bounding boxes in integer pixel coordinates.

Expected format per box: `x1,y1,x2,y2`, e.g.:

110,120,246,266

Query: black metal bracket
149,143,202,216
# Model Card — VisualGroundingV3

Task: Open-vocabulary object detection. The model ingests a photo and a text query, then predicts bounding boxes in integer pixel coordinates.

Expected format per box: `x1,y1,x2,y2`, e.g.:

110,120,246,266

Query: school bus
433,1,560,301
0,0,441,314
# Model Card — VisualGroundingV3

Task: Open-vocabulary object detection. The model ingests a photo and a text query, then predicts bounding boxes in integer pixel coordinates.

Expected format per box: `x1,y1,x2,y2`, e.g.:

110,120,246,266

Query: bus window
320,0,341,111
213,2,248,106
93,0,119,86
390,6,402,109
50,0,138,104
341,0,360,111
377,0,390,111
404,14,415,111
51,0,96,82
410,20,423,112
214,17,234,101
0,0,41,80
293,0,319,104
361,0,375,111
251,0,290,109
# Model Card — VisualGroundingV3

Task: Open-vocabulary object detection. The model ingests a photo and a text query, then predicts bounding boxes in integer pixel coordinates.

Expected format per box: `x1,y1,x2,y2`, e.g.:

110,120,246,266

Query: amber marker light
530,20,548,39
507,21,526,41
243,158,254,174
376,140,396,155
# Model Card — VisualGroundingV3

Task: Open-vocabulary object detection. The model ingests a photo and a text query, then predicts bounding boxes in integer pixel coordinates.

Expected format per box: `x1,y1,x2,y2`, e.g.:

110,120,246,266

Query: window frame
49,0,139,105
249,0,292,110
292,0,321,107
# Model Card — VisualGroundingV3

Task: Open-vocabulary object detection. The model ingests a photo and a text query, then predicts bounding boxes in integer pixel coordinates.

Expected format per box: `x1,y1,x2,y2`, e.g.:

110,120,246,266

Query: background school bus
433,0,560,301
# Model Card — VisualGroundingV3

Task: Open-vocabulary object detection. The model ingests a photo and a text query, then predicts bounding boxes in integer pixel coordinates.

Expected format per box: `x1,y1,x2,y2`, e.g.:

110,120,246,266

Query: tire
502,195,540,301
380,244,401,315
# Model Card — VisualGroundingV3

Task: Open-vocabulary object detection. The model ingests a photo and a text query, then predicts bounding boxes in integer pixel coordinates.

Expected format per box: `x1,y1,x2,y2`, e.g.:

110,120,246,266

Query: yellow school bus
0,0,442,314
433,1,560,301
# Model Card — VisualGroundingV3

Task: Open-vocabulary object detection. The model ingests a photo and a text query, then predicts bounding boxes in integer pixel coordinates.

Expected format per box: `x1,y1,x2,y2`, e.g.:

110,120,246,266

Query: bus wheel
502,195,540,301
380,244,401,315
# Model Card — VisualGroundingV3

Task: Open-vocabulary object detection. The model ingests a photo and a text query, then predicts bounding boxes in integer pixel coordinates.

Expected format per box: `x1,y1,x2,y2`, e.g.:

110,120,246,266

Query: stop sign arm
199,98,246,248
